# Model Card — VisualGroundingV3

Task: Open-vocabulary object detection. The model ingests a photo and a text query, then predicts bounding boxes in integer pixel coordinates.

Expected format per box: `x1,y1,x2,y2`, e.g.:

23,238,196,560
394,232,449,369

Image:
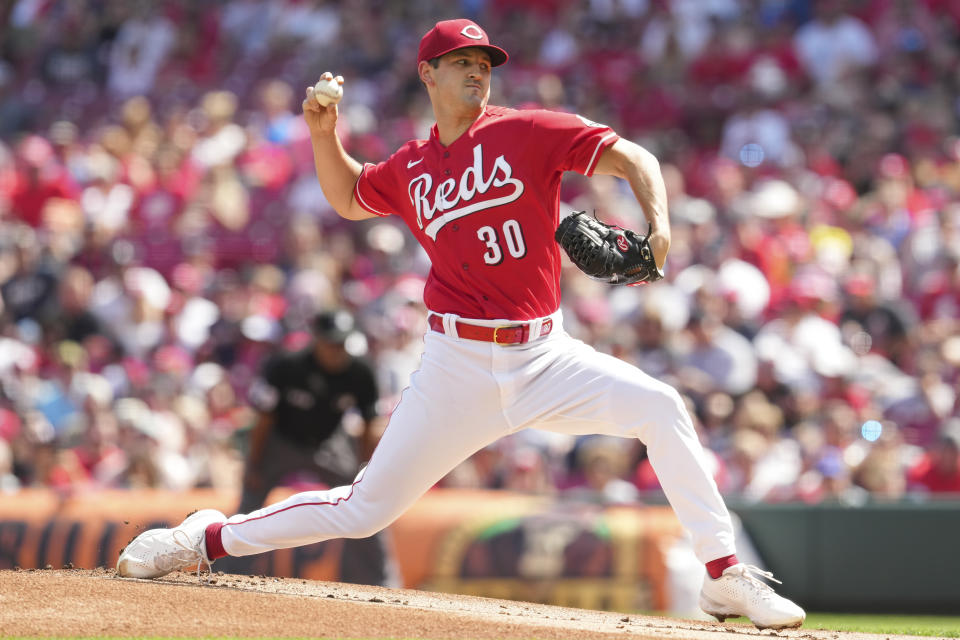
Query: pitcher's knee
347,515,389,539
339,498,395,539
626,383,691,438
661,385,687,415
635,381,687,418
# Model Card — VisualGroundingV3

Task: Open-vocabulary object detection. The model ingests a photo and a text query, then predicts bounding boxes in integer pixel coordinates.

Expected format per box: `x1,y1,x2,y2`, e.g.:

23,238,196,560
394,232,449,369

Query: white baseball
313,75,343,107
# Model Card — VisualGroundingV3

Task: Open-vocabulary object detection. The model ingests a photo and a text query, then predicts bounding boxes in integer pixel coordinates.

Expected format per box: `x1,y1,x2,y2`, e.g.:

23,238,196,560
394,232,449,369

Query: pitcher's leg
220,338,510,557
525,336,804,630
520,336,735,563
628,380,736,563
303,434,399,586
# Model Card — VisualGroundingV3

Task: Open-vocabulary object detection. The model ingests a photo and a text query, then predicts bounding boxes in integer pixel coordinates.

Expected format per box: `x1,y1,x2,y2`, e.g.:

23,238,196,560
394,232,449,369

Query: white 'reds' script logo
409,144,524,240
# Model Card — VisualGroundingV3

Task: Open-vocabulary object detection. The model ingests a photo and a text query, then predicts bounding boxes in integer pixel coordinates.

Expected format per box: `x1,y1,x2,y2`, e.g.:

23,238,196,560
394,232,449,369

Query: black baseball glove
555,211,664,286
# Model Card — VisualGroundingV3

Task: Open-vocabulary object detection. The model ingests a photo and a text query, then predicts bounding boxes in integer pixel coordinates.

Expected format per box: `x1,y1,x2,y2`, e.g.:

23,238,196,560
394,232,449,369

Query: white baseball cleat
117,509,226,579
700,563,806,630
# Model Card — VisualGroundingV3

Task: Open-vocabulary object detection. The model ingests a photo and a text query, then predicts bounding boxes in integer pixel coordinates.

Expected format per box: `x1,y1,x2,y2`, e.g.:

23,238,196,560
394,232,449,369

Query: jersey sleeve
353,161,397,217
532,110,619,177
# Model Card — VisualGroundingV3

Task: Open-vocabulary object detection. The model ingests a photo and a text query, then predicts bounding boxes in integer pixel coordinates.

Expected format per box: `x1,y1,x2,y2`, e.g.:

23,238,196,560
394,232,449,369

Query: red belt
428,314,553,345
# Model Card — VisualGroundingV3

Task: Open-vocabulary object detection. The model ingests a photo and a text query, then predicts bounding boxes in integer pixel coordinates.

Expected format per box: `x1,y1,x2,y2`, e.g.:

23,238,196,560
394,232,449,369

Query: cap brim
480,45,509,66
429,44,509,67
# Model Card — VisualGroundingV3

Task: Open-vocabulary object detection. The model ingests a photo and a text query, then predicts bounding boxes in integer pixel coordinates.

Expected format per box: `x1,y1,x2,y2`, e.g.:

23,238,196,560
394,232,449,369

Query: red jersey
354,105,618,320
907,453,960,494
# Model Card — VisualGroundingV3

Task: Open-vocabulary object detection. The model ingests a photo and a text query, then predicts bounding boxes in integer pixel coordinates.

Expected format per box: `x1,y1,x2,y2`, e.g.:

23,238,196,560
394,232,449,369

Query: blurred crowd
1,0,959,503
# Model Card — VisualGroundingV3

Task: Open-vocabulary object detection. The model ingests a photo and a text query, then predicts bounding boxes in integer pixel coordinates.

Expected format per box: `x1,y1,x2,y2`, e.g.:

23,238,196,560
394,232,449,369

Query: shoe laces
168,529,213,581
730,564,782,599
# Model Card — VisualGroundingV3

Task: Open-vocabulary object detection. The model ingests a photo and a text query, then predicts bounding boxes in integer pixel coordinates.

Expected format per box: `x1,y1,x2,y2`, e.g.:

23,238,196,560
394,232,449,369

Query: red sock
204,522,228,561
706,554,739,579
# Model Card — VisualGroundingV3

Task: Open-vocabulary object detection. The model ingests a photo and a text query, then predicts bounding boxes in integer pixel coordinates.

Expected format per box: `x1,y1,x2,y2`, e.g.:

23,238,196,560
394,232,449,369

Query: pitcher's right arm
302,73,377,221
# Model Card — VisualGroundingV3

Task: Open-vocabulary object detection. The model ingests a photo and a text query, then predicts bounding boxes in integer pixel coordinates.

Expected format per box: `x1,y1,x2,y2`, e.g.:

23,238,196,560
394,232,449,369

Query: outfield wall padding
728,500,960,614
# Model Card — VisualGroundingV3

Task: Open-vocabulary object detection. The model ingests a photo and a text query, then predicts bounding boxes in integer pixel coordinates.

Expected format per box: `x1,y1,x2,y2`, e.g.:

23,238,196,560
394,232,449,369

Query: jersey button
452,224,459,231
462,262,469,270
443,151,450,158
444,169,451,176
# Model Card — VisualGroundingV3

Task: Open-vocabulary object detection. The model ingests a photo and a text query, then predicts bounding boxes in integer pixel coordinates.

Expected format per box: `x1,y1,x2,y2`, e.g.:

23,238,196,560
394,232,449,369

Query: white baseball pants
220,310,737,564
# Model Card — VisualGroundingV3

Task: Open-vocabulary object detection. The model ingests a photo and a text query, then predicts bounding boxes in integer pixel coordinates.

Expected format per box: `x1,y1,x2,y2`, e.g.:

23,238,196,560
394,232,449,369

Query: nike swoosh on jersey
407,158,423,168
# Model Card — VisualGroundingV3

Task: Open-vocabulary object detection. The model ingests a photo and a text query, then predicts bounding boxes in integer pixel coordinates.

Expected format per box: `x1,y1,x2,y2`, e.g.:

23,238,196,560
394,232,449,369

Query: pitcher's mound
0,568,920,639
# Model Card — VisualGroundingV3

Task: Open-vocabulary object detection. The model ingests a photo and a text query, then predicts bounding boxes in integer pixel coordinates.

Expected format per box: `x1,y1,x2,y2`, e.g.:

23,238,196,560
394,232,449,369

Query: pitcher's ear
418,60,435,87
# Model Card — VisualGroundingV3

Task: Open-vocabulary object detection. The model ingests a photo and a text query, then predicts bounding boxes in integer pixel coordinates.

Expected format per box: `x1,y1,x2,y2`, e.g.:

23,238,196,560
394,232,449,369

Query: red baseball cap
417,19,509,67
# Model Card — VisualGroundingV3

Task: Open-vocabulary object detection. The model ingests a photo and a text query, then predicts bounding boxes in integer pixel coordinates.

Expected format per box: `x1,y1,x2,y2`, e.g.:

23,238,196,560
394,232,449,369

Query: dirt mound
0,568,923,639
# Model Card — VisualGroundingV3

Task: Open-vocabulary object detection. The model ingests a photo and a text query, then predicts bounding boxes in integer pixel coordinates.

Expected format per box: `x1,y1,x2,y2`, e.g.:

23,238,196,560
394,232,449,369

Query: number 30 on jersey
477,219,526,265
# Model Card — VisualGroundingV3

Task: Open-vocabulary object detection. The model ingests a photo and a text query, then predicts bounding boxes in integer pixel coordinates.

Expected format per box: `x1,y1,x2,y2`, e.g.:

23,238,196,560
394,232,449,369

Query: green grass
662,611,960,638
802,613,960,638
5,615,960,639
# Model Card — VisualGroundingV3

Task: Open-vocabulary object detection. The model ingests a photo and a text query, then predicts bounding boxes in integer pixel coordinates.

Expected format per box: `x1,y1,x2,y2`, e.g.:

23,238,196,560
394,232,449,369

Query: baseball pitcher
118,19,804,630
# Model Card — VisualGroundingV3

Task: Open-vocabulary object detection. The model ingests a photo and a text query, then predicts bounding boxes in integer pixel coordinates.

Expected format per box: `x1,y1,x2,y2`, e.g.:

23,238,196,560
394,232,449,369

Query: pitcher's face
422,47,492,114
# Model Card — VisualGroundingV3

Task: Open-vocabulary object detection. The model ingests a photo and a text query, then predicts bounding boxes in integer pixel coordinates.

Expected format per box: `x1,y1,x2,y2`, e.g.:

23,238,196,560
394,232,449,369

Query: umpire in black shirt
230,308,397,585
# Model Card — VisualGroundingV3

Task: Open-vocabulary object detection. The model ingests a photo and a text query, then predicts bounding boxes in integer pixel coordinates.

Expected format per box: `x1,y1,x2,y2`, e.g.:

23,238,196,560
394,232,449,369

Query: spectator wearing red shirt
907,429,960,494
7,136,78,228
688,23,754,90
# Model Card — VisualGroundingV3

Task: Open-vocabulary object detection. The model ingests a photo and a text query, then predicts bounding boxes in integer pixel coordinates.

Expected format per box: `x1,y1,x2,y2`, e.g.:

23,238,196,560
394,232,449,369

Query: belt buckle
493,324,526,345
